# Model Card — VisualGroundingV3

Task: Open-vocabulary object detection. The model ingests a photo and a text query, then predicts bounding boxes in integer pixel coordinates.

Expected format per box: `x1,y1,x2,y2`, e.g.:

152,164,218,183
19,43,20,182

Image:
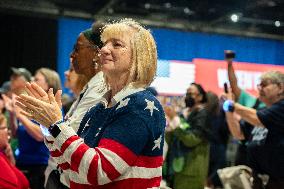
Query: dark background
0,13,57,84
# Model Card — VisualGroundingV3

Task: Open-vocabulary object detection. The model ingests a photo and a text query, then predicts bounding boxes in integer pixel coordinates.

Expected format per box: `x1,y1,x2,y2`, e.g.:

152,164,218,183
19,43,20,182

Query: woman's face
70,34,98,75
64,63,79,92
34,72,49,92
185,84,202,107
258,79,283,105
100,29,133,80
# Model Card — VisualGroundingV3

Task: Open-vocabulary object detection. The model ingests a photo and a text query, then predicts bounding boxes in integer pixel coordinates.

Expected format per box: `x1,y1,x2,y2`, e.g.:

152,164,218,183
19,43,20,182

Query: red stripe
99,139,163,168
103,177,162,189
58,162,70,170
61,135,81,153
134,155,163,168
70,143,89,172
69,177,161,189
86,153,99,186
50,149,62,157
70,182,93,189
96,148,121,181
98,139,137,165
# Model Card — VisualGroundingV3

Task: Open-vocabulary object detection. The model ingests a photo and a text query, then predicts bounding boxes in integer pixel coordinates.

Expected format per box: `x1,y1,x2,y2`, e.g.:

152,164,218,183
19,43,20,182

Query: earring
93,58,99,69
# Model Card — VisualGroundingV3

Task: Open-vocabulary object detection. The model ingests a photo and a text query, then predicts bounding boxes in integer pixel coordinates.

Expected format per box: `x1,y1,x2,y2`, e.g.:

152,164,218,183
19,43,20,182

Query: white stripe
96,150,112,185
54,122,77,149
69,147,112,185
69,148,96,184
69,170,89,185
63,139,84,164
115,166,162,181
44,138,57,151
52,155,67,165
98,148,129,174
98,148,161,180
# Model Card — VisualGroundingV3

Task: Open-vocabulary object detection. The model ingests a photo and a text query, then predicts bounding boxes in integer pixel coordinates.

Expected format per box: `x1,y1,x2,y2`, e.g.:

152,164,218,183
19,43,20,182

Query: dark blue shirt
16,122,49,165
247,99,284,180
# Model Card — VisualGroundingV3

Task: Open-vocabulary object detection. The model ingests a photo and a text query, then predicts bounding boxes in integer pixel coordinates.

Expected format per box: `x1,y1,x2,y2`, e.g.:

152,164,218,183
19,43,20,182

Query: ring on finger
27,109,34,114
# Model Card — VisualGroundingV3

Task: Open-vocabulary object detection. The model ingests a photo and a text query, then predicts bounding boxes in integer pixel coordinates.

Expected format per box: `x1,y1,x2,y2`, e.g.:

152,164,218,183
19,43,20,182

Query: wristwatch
223,100,235,112
48,120,64,138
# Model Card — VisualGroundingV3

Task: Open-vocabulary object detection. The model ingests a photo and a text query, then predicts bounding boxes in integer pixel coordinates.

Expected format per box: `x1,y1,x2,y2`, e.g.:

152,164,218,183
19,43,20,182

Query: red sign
194,58,284,96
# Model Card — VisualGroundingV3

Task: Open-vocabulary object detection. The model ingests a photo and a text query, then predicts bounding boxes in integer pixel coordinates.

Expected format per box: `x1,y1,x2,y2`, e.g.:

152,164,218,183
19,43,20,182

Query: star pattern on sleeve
85,118,91,127
144,99,159,116
116,98,130,110
152,134,162,151
95,127,102,137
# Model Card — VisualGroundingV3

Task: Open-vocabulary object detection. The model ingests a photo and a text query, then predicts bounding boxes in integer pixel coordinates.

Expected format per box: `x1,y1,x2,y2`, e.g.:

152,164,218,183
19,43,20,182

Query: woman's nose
70,51,76,59
64,71,69,77
100,44,111,55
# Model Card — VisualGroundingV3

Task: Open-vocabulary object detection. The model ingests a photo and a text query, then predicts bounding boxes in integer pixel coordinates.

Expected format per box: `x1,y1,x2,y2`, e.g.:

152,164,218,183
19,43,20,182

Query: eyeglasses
257,81,277,89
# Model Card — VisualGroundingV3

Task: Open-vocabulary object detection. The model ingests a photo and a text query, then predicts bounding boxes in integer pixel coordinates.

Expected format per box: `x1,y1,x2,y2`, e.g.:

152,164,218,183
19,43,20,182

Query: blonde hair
101,18,157,88
36,68,62,94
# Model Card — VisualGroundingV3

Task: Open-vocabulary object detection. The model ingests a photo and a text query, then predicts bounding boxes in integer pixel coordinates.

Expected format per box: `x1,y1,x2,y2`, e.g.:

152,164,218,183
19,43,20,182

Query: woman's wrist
223,100,235,112
48,119,64,138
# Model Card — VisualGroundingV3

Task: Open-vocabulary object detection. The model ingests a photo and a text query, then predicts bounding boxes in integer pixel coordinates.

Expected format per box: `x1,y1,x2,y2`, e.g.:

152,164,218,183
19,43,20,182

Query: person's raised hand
2,94,13,112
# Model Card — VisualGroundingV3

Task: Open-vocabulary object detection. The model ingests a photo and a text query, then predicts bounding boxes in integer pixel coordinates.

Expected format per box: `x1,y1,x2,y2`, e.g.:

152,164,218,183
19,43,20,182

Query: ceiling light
275,21,281,27
164,3,171,8
231,14,239,22
184,7,190,14
144,3,150,9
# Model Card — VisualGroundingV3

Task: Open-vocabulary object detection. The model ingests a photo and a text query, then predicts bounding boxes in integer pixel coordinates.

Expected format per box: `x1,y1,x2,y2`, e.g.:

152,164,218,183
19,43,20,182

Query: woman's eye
114,42,122,47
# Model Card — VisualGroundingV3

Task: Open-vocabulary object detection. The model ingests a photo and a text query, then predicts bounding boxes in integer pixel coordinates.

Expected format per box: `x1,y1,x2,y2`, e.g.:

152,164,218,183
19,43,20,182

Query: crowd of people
0,18,283,189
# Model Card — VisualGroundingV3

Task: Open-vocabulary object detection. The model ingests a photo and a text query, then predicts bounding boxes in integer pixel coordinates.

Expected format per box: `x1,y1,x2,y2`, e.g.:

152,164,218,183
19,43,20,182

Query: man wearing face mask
165,83,211,189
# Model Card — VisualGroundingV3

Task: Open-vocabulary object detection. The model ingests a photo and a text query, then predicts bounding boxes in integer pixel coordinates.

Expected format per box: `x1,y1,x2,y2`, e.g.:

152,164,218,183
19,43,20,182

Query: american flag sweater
45,87,166,189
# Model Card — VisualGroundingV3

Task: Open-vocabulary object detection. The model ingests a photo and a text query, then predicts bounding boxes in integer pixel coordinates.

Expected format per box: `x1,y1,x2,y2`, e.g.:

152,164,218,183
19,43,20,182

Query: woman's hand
220,87,235,101
25,82,62,108
15,88,63,128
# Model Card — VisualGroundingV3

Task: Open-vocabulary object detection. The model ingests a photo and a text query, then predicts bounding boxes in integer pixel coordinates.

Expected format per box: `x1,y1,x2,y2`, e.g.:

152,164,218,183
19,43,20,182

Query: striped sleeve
53,113,153,186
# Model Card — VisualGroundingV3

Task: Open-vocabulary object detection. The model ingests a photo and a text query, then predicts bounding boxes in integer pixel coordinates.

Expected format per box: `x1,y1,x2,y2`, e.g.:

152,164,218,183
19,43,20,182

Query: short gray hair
260,70,284,85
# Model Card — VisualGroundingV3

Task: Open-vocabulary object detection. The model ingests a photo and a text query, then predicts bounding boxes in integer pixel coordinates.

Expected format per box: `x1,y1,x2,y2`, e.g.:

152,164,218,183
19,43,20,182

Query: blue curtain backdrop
57,18,284,93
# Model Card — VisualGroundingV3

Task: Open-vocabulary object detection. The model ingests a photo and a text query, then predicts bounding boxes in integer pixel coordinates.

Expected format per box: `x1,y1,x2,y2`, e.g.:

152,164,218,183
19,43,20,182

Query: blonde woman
17,19,166,189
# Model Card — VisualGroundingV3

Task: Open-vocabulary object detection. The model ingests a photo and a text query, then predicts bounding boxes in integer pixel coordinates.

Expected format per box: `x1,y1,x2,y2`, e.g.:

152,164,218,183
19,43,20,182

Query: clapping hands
15,82,63,128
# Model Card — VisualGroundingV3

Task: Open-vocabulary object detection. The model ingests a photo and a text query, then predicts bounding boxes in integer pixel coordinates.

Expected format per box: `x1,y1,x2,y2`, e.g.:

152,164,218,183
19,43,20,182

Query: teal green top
238,90,266,109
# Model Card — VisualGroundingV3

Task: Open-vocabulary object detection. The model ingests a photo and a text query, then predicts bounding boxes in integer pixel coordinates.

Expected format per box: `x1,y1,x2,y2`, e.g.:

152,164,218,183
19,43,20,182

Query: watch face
50,124,61,138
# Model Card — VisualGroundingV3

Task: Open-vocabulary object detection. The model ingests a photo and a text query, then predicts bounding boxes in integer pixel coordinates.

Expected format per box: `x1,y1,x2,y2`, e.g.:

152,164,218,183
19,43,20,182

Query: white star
116,98,130,110
85,118,91,127
152,135,162,151
144,99,159,116
95,127,102,137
